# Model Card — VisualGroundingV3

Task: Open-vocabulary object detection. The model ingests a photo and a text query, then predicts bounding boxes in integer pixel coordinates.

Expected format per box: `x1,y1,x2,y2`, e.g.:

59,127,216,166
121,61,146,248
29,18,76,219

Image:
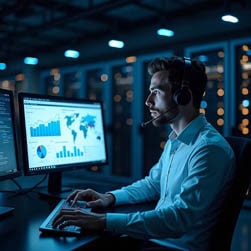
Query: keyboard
39,199,90,235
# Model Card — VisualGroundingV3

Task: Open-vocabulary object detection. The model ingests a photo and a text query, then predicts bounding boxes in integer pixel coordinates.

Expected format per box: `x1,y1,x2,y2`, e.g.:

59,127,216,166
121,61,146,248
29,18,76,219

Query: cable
0,174,48,195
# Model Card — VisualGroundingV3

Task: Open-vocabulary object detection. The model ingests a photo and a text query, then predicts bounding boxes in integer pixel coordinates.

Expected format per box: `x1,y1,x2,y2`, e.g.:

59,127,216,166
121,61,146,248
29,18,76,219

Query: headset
173,57,192,105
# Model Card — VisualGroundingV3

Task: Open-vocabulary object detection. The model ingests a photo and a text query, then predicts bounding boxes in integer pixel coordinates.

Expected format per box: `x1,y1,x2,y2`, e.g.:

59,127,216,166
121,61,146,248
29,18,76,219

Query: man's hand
52,208,106,232
66,188,115,209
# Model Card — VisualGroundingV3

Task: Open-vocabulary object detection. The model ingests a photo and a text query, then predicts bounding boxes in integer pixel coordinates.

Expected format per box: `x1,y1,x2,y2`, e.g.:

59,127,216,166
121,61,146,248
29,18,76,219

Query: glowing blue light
0,63,7,70
221,14,239,23
197,55,208,63
157,28,174,37
108,40,124,48
24,57,38,65
242,99,250,107
64,50,80,58
200,100,207,109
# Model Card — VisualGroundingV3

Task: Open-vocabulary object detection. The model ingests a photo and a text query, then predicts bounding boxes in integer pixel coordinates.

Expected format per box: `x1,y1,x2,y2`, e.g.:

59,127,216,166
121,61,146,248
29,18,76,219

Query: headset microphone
141,106,176,128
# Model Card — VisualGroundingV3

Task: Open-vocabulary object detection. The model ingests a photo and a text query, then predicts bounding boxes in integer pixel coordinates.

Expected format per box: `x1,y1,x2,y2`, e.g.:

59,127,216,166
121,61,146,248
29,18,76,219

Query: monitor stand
0,206,14,218
38,172,73,199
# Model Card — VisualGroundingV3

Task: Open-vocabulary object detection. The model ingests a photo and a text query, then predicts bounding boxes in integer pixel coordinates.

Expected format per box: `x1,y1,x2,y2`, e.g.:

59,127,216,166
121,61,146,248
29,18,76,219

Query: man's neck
171,110,200,135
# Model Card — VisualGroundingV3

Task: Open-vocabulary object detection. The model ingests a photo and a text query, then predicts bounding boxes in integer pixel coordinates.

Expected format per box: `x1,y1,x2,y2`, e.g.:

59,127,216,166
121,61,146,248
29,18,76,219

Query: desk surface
1,186,250,251
0,191,99,251
0,188,155,251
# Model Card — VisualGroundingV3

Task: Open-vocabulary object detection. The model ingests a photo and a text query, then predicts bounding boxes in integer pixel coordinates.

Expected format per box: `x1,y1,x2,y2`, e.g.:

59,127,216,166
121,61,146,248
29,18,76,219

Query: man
52,56,236,251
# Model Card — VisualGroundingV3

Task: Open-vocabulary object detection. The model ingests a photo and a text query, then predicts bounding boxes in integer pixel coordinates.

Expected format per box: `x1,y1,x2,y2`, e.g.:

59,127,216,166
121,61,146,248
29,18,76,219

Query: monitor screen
0,88,20,181
0,88,21,217
18,92,108,198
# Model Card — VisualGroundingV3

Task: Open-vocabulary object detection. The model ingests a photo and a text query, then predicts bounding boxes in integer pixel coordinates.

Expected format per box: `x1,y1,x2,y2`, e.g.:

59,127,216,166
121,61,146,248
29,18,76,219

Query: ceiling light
24,57,38,65
221,14,239,23
64,49,80,58
0,62,7,70
157,28,174,37
108,39,124,49
221,0,242,24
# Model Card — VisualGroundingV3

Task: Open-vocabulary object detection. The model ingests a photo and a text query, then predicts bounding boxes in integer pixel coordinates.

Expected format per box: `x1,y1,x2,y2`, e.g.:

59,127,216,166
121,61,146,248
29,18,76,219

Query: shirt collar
169,113,207,145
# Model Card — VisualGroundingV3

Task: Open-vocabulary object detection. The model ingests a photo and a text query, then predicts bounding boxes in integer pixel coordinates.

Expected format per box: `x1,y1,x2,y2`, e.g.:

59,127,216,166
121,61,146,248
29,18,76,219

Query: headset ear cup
173,86,191,105
173,57,192,105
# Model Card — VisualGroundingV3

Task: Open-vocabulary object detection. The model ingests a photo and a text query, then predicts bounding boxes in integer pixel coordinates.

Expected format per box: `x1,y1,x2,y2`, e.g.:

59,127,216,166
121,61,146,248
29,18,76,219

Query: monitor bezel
0,88,21,181
18,92,109,177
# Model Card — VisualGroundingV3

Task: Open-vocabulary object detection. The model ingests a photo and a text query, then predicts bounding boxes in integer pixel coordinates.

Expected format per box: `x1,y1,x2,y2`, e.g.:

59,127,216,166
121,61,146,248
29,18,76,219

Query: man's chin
153,120,165,127
153,116,176,127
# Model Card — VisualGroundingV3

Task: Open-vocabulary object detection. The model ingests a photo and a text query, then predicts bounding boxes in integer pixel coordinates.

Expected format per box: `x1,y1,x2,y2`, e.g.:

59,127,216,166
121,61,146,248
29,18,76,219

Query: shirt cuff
109,189,130,205
106,213,128,232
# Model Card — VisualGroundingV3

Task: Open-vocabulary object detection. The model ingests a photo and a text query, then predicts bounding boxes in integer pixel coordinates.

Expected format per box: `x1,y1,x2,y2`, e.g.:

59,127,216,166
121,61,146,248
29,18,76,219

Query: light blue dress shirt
106,114,236,251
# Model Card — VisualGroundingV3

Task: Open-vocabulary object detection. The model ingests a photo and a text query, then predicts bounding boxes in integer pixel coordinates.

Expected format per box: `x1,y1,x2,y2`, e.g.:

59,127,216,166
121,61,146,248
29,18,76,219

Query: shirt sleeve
106,143,235,240
110,162,162,205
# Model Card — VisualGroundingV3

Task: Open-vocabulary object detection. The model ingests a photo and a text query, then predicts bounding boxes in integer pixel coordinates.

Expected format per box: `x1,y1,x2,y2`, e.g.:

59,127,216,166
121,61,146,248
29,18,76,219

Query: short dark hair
147,56,207,108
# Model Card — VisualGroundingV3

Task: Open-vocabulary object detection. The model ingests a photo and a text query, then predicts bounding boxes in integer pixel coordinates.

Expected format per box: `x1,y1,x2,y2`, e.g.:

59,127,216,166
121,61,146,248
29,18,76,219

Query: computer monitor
18,92,108,198
0,88,21,217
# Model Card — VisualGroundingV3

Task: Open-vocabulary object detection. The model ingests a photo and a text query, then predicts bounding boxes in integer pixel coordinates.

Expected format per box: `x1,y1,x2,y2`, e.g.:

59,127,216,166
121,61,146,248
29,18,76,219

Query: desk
1,188,250,251
0,191,99,251
0,189,156,251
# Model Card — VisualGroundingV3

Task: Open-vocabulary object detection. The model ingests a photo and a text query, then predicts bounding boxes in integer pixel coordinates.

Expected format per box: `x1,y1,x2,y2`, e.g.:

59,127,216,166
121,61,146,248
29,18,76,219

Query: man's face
145,71,179,126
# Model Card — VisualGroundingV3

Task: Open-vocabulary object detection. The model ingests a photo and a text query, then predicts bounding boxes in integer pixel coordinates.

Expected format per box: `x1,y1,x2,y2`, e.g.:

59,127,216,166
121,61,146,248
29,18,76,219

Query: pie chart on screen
37,145,47,159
